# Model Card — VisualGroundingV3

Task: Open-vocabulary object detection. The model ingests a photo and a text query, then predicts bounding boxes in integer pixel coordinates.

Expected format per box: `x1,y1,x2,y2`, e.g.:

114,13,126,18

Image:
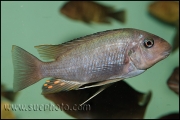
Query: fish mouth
162,50,171,58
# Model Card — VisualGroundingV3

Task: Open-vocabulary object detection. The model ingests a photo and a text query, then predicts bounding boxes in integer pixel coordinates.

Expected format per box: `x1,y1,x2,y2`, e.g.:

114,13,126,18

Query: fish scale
61,44,126,82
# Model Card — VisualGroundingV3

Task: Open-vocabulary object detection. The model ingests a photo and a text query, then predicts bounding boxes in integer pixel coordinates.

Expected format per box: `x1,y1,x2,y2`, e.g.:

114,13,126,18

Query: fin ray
80,83,113,106
79,78,122,89
35,30,122,60
12,45,42,92
34,45,64,61
41,78,87,94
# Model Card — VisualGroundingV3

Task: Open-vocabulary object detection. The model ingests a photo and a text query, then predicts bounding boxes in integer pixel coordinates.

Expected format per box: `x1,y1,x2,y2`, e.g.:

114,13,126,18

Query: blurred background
1,1,179,119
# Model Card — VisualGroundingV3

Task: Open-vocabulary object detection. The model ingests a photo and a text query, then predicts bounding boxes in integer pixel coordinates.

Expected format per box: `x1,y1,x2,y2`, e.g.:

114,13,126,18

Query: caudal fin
12,45,43,92
109,10,126,23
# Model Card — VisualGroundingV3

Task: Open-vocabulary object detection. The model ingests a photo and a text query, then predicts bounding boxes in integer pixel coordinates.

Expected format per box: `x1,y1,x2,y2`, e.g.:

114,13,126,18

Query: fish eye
144,39,154,48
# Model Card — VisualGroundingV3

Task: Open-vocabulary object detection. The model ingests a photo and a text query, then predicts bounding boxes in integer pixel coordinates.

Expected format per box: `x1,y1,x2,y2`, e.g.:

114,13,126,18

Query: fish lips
161,50,171,59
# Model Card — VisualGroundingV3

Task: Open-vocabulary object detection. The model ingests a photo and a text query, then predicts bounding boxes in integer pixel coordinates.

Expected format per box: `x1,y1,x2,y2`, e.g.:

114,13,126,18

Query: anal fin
41,78,87,94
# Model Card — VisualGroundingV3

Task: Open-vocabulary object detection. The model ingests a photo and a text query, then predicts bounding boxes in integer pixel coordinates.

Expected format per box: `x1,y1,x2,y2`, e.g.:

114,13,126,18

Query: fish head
128,30,172,70
60,2,81,20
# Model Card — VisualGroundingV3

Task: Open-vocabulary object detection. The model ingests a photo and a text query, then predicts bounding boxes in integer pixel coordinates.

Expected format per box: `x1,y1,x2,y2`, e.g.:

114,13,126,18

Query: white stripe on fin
80,83,113,106
79,78,122,89
78,78,124,105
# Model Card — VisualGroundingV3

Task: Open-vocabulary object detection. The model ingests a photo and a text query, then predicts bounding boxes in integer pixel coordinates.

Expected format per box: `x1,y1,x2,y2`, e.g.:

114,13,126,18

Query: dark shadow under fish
44,80,152,119
167,67,179,95
60,1,126,24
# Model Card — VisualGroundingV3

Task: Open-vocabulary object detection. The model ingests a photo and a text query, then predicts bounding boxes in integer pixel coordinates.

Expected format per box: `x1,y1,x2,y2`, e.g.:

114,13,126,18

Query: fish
60,1,126,24
1,84,18,102
1,84,17,119
159,113,179,119
167,67,179,95
148,1,179,25
148,1,179,52
12,28,171,104
44,80,152,119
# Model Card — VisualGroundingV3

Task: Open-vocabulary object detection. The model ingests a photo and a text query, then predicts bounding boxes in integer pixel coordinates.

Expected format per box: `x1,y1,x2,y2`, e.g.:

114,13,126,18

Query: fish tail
109,10,126,23
12,45,43,92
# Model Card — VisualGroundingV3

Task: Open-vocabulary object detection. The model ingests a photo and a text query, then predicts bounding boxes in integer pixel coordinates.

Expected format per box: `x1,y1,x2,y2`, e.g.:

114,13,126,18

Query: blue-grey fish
12,28,171,104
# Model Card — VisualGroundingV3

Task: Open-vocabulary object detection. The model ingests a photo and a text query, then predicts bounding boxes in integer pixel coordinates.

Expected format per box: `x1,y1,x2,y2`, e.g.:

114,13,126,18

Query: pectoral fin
41,78,87,94
79,78,123,106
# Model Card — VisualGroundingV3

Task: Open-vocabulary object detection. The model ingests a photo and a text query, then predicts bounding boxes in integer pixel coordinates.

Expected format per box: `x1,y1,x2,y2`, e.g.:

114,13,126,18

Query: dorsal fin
34,45,64,61
34,29,121,61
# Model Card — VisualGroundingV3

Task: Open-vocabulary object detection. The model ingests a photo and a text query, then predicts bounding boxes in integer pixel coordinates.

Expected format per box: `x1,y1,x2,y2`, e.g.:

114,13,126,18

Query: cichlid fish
148,1,179,25
60,1,126,24
12,28,171,104
167,67,179,95
1,84,18,102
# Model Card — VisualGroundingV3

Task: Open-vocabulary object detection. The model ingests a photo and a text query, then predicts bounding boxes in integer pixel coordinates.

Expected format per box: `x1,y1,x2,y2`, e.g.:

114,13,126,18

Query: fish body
12,28,171,94
60,1,125,24
149,1,179,24
167,67,179,95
